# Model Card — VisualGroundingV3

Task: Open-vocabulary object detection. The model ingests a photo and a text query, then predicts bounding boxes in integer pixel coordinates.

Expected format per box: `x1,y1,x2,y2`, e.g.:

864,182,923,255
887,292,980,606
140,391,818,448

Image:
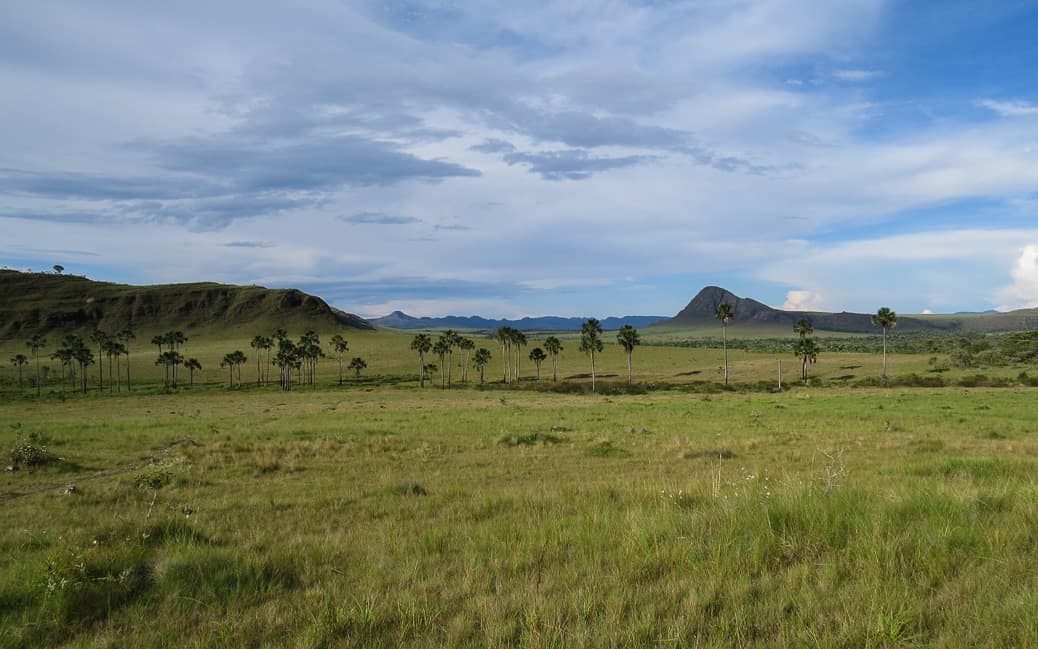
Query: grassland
3,330,1038,647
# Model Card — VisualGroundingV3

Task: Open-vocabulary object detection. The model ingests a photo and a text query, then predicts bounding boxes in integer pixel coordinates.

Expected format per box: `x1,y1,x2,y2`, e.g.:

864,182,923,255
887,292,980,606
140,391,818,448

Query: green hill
0,270,374,340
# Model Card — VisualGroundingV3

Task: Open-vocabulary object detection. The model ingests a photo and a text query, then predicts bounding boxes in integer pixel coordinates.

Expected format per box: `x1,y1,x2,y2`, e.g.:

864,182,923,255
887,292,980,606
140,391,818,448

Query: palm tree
297,331,323,386
544,336,563,382
220,353,237,388
793,317,813,340
151,334,164,356
72,339,93,394
793,337,820,383
495,326,513,383
51,339,76,400
251,335,268,386
10,354,28,387
348,357,367,380
459,337,475,383
511,329,527,383
156,350,184,389
411,333,432,387
715,303,735,385
185,358,202,386
616,324,641,385
274,339,298,390
442,330,460,388
474,348,492,384
26,334,46,396
580,318,604,392
89,329,110,392
529,347,547,380
104,338,125,391
433,337,450,388
330,334,349,385
117,325,135,391
872,307,898,383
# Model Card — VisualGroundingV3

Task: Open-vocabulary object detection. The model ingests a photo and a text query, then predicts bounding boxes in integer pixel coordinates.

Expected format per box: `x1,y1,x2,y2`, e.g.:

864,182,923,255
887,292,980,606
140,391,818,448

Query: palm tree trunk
881,327,888,382
552,355,558,382
418,351,425,387
722,324,729,385
627,351,632,385
591,351,596,392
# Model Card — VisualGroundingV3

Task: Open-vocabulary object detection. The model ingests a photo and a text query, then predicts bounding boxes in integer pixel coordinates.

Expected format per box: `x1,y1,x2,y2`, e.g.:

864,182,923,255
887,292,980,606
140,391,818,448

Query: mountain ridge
0,270,374,339
369,311,667,332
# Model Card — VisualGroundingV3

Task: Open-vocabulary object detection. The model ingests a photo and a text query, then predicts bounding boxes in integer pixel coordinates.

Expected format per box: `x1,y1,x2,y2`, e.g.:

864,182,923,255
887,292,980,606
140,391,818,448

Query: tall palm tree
544,336,563,382
715,303,735,385
616,324,641,385
185,358,202,386
27,334,46,396
793,317,814,339
580,318,604,392
511,329,527,383
10,354,28,387
433,338,450,388
349,357,367,380
117,325,135,391
458,337,475,383
495,327,513,383
220,352,237,388
51,345,73,400
474,348,492,384
251,335,268,386
89,329,110,392
411,333,432,387
442,330,460,388
872,307,898,383
529,347,547,380
793,337,820,383
330,334,349,385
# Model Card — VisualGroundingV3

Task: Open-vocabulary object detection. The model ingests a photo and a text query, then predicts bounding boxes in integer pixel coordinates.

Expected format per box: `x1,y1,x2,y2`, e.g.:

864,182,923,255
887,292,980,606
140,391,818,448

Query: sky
2,1,1038,319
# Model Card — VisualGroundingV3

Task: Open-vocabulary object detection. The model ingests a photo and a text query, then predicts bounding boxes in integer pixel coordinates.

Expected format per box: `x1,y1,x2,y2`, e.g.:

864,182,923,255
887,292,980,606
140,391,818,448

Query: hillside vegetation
0,270,373,340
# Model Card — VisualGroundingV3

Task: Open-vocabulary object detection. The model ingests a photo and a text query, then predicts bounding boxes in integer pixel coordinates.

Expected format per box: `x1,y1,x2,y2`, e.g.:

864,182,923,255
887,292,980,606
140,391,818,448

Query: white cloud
782,290,826,311
978,99,1038,117
995,244,1038,310
921,309,933,314
833,69,883,81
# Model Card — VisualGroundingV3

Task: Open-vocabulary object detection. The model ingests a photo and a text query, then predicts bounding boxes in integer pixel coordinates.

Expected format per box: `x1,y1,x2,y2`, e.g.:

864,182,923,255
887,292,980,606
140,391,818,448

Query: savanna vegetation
4,287,1038,646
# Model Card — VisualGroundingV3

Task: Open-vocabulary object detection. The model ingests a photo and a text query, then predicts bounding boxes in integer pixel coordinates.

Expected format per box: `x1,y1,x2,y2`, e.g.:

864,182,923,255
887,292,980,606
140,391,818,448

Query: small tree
793,317,813,339
53,264,64,274
117,325,135,391
580,318,604,392
616,324,641,385
348,357,367,380
872,307,898,383
529,347,547,380
433,338,450,389
474,348,492,384
715,303,735,385
459,337,475,383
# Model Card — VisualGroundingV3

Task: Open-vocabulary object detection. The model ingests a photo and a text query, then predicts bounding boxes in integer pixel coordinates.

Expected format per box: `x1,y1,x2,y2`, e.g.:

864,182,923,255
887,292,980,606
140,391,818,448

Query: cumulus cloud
782,290,826,311
996,244,1038,309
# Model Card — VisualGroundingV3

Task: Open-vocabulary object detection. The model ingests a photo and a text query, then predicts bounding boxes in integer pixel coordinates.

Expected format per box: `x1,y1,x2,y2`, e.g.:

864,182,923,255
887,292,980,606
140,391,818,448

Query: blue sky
2,1,1038,318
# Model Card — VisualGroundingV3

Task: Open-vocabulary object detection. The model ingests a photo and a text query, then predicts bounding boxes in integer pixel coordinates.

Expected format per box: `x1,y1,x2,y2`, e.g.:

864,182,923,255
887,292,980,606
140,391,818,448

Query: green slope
0,270,373,340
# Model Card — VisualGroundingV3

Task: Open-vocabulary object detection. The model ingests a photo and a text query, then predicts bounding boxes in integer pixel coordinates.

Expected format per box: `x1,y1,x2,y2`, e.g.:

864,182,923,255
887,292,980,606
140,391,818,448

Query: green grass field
3,330,1038,647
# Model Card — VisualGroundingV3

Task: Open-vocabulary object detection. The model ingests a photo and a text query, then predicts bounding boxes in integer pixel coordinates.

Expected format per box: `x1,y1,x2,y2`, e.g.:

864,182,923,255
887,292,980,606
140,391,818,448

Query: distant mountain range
372,286,1038,335
660,286,1038,335
369,311,668,332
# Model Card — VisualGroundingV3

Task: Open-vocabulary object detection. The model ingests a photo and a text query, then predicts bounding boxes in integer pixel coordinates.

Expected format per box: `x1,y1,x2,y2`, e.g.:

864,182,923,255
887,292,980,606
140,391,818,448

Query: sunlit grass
2,385,1038,646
